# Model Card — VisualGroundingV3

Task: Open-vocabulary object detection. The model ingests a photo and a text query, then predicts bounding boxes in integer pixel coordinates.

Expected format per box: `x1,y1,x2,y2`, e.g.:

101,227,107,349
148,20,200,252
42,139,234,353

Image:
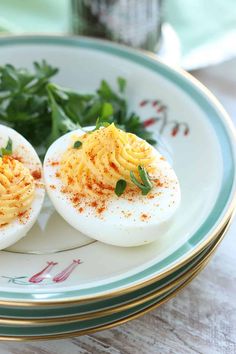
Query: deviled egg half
0,125,45,249
44,123,180,247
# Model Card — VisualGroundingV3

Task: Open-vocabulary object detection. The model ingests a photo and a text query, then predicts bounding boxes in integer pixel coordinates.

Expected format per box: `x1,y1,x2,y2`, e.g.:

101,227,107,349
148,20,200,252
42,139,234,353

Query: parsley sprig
0,61,156,158
130,166,153,195
0,138,13,157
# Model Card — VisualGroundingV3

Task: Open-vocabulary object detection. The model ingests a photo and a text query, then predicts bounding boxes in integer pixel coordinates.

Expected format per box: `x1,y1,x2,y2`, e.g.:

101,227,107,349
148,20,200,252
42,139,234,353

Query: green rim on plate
0,35,235,303
0,214,231,324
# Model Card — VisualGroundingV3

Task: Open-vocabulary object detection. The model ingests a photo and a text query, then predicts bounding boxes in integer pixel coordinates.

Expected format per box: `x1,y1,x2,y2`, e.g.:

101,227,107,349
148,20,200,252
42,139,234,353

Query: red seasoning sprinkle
61,187,67,193
17,209,30,224
140,213,150,221
72,196,80,204
87,183,92,190
88,153,95,164
67,176,74,185
50,184,56,190
155,180,163,187
109,162,119,173
98,207,105,214
95,181,113,191
50,161,59,166
97,190,106,196
18,211,27,218
31,170,41,180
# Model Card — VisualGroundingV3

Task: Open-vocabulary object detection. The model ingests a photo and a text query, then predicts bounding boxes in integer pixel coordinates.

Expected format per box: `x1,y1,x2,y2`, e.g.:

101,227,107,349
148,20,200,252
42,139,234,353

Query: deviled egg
0,125,45,249
44,124,180,247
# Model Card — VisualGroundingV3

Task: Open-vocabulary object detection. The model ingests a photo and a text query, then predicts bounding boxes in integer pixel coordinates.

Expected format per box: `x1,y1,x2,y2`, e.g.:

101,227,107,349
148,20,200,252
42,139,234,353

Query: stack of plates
0,35,235,341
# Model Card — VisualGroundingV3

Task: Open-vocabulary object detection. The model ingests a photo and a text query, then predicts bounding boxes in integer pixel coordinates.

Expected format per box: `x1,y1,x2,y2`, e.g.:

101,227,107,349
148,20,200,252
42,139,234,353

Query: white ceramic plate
0,35,235,305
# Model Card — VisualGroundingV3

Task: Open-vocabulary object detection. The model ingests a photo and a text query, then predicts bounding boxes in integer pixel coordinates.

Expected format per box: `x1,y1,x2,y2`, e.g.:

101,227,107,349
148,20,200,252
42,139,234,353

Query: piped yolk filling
60,124,157,198
0,156,35,226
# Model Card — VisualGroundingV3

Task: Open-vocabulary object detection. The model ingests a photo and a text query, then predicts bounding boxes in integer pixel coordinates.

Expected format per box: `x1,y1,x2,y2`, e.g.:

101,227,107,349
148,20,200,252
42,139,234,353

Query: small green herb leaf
138,166,153,190
115,179,127,196
73,140,82,149
130,166,153,195
0,137,13,157
130,171,150,195
94,117,111,131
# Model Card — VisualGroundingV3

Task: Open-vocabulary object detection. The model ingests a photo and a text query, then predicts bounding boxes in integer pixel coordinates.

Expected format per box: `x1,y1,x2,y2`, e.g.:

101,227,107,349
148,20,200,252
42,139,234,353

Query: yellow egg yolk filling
0,156,35,226
60,124,156,198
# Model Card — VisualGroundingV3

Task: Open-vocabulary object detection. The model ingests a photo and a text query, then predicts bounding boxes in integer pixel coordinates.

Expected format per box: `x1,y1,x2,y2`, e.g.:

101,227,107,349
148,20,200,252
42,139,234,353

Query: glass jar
71,0,163,52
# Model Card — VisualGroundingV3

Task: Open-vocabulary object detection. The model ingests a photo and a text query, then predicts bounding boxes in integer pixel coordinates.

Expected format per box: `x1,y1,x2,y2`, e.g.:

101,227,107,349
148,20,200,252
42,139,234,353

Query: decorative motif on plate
141,99,190,136
1,259,82,285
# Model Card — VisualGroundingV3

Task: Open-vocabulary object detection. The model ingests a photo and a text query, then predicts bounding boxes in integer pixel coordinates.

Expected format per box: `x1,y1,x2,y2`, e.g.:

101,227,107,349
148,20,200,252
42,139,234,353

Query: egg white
0,125,45,250
44,128,181,247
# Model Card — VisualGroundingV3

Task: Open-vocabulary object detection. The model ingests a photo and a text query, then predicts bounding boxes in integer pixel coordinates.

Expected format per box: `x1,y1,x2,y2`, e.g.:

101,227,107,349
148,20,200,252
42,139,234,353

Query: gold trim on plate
0,252,216,341
0,216,231,326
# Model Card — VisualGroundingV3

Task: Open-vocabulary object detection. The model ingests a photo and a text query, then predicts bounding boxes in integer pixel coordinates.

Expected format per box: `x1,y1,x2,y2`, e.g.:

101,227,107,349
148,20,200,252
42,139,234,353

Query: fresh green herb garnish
73,140,82,149
94,117,111,131
130,165,153,195
0,61,156,158
0,137,13,157
115,179,127,197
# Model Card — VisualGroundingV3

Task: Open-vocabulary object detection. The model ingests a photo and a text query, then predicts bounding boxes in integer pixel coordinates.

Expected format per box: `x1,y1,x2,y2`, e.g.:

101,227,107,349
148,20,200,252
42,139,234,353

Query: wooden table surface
0,59,236,354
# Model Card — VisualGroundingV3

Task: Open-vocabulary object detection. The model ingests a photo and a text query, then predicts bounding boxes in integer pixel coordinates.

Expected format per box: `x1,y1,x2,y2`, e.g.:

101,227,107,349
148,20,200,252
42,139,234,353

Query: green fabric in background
164,0,236,55
0,0,236,64
0,0,69,33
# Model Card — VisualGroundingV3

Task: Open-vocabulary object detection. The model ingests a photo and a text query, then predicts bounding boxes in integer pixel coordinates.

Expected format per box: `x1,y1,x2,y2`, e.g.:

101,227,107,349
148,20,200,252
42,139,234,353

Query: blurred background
0,0,236,71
